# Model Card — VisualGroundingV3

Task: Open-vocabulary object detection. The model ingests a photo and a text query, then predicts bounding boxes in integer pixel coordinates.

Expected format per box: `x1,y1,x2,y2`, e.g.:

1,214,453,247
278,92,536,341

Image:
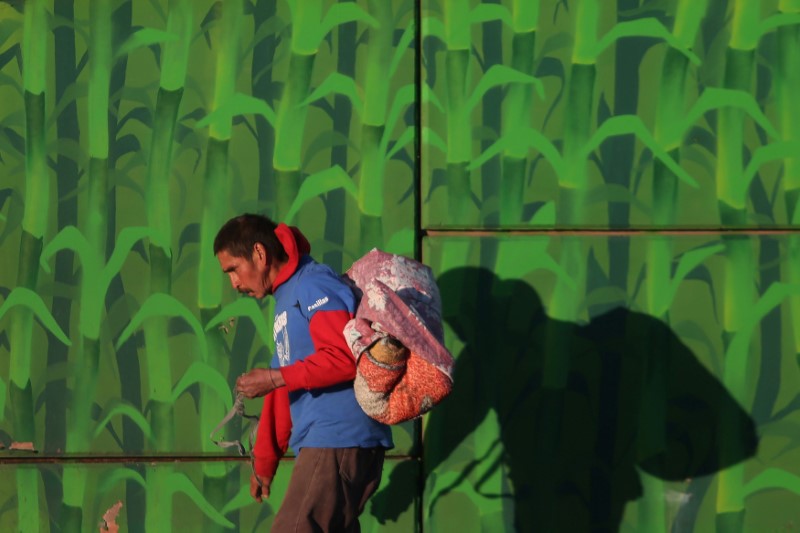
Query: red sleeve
253,386,292,480
279,309,357,391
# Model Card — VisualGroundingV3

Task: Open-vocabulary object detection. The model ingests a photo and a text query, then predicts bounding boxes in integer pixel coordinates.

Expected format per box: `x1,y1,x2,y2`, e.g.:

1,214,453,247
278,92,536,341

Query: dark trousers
271,447,386,533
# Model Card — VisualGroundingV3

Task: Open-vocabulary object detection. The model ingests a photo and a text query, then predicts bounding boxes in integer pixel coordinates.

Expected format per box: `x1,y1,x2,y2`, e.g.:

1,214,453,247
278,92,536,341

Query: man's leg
271,447,385,533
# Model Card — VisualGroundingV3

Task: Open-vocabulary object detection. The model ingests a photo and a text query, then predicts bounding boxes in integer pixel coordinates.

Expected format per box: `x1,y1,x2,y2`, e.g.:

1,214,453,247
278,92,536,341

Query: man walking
214,213,392,532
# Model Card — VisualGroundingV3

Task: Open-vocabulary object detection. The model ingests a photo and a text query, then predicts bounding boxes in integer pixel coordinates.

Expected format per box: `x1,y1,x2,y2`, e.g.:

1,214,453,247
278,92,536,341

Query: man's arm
279,309,357,390
236,307,357,398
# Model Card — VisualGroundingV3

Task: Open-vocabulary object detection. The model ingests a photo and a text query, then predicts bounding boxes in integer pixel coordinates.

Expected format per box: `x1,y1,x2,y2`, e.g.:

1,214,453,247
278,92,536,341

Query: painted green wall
0,0,798,531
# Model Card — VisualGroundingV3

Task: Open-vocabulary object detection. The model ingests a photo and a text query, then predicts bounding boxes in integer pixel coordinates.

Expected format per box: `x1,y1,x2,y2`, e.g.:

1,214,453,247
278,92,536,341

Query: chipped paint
99,500,123,532
9,442,36,452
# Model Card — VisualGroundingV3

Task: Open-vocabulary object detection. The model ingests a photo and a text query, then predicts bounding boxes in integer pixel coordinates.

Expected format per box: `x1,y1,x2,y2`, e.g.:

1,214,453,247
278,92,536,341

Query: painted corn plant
194,0,248,526
114,291,237,531
270,0,378,221
38,225,176,530
4,1,50,531
297,1,420,252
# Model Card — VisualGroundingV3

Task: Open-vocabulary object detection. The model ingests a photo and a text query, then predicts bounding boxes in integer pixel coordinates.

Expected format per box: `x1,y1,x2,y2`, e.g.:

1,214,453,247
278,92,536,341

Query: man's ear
253,243,267,265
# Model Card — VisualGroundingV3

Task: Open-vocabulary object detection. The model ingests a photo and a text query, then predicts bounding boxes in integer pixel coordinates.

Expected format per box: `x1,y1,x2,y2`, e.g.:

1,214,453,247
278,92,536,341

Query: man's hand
251,473,271,502
236,368,285,398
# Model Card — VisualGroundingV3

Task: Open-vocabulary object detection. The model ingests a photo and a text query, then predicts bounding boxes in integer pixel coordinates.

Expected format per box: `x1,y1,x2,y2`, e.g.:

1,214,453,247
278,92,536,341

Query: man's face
217,245,270,298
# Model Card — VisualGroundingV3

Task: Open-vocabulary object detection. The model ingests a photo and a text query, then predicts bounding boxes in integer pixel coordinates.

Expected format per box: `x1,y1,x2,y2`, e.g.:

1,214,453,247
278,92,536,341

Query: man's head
214,214,289,298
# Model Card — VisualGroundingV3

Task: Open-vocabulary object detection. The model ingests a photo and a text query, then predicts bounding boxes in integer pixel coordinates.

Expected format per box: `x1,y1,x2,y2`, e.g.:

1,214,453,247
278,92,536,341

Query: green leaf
744,468,800,498
51,14,89,44
54,138,89,169
422,82,445,113
116,293,207,358
383,228,415,256
583,286,629,314
386,126,415,161
99,467,147,494
284,0,296,21
422,16,446,43
666,244,724,310
221,483,256,515
171,361,233,410
283,166,357,224
539,32,573,58
726,283,800,398
0,288,71,346
759,13,800,38
320,3,379,42
303,130,357,170
583,115,698,187
196,92,276,130
0,377,6,422
682,88,779,140
300,73,364,117
760,418,800,442
467,65,543,113
586,184,652,218
247,12,288,60
673,319,719,373
205,298,274,348
101,226,168,295
40,226,95,275
529,202,556,225
165,471,236,528
0,17,22,51
495,238,574,288
116,28,178,59
422,126,447,154
389,20,416,79
592,18,700,65
758,418,800,459
469,4,513,27
93,399,153,441
382,84,416,154
741,142,800,198
469,128,565,178
468,136,510,170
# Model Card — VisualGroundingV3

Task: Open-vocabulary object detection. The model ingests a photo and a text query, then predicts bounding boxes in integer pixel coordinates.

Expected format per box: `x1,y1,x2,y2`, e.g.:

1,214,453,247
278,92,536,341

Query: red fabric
280,309,357,391
272,223,311,291
253,386,292,479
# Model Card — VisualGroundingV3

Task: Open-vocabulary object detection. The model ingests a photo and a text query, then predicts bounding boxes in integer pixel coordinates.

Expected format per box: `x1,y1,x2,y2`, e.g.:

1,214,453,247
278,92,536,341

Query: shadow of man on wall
372,267,759,531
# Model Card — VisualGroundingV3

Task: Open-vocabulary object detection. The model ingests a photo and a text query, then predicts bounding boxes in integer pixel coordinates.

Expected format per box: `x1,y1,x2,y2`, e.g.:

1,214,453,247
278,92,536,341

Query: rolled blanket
343,249,454,424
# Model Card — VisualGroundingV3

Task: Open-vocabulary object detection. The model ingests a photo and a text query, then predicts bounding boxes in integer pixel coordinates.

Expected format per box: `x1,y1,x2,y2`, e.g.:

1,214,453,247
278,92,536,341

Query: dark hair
213,213,288,262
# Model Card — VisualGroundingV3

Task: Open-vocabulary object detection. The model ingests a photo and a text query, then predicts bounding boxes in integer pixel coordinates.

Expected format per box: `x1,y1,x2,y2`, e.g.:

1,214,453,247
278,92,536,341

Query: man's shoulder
296,258,342,286
295,259,354,309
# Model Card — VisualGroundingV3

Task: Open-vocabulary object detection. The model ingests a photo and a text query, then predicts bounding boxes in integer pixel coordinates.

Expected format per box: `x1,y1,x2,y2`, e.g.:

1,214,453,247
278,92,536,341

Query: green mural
1,0,416,531
1,0,800,531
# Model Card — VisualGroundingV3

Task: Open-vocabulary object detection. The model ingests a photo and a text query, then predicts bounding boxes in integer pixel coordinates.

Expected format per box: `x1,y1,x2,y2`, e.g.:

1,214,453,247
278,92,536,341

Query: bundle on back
343,249,454,424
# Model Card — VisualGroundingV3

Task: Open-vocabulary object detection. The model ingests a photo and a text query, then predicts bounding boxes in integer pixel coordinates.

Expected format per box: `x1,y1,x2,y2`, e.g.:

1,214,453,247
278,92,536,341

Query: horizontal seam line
0,454,416,465
424,228,800,236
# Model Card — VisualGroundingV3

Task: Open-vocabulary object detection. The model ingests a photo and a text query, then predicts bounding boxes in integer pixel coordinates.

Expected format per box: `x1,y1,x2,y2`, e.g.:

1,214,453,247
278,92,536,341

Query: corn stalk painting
3,0,800,531
5,0,50,531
